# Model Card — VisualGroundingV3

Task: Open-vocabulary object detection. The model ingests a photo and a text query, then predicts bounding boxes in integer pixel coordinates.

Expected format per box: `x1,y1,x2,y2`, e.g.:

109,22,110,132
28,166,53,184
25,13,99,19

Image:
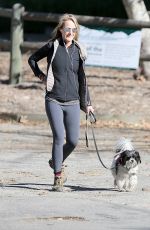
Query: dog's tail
115,137,134,153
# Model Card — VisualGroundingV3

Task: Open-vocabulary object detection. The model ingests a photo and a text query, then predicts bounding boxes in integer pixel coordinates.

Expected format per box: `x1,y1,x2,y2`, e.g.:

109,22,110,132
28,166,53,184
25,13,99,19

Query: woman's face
60,20,77,45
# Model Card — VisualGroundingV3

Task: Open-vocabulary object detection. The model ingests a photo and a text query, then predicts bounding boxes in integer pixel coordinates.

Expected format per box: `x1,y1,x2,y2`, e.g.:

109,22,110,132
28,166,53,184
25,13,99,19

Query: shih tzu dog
111,137,141,192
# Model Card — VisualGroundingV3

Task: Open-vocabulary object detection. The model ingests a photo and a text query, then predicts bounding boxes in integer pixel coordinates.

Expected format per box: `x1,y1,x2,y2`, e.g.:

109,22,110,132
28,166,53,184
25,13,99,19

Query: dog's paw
125,187,136,192
118,188,126,192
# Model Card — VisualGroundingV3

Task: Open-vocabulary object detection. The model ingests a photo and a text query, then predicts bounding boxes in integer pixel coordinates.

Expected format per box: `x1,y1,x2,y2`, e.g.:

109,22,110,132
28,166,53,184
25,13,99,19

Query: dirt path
0,123,150,230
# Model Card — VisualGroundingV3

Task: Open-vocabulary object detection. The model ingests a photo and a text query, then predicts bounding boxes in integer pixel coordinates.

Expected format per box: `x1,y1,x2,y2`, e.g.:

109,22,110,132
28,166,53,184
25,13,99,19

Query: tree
122,0,150,80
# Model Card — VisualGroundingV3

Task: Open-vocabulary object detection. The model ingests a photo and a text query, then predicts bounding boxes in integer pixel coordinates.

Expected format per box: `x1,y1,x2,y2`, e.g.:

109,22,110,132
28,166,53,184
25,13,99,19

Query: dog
111,137,141,192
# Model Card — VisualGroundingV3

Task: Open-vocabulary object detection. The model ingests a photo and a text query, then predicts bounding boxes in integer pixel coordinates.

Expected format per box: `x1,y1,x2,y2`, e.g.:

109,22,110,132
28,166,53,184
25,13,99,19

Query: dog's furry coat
111,137,141,192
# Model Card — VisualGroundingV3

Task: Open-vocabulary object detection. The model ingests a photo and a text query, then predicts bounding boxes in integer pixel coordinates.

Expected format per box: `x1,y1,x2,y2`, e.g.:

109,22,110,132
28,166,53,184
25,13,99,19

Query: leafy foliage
0,0,150,33
0,0,126,17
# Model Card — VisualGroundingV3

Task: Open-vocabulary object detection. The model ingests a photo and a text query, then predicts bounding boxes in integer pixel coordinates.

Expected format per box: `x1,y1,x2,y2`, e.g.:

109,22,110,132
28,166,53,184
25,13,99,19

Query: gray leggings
45,100,80,173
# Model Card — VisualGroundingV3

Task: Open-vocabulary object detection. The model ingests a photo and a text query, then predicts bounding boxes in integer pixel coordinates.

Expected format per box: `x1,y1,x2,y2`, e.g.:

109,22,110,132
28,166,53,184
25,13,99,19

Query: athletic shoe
48,158,67,183
52,176,63,192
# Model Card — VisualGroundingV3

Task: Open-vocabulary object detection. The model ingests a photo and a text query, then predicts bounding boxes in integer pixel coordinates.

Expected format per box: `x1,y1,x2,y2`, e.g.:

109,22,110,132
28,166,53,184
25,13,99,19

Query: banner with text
79,26,142,69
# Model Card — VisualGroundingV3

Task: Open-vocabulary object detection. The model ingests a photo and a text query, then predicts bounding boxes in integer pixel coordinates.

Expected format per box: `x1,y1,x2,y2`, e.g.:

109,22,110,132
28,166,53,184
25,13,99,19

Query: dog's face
120,150,141,169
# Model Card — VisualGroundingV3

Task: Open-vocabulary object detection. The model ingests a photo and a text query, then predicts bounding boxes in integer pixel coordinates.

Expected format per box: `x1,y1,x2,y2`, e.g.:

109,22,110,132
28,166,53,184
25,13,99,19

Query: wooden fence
1,3,150,84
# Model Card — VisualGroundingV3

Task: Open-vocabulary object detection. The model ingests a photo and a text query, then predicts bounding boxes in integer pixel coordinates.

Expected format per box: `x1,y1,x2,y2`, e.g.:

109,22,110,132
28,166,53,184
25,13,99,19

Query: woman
28,13,94,192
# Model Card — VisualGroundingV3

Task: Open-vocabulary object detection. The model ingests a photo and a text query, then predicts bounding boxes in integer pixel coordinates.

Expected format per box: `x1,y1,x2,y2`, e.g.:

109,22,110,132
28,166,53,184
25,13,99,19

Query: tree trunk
9,3,24,84
122,0,150,80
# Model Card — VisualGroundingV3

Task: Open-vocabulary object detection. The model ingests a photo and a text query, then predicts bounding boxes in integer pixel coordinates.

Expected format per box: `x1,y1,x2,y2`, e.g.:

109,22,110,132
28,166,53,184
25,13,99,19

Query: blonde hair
51,14,80,41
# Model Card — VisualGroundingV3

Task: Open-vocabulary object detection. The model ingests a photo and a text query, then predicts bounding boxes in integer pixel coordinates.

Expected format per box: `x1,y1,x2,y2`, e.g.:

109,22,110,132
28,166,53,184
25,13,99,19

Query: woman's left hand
87,105,94,115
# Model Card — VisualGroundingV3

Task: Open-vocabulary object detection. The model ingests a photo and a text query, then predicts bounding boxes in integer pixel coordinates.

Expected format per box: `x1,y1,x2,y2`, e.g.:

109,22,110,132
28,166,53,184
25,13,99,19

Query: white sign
79,26,142,69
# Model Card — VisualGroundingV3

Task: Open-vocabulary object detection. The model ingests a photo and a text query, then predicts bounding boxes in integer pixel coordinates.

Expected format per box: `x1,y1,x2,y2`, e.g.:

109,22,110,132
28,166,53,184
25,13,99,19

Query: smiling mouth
66,35,73,38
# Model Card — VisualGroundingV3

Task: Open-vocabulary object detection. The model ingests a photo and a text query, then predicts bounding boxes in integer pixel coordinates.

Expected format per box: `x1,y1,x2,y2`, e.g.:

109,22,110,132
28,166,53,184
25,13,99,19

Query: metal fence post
9,3,24,84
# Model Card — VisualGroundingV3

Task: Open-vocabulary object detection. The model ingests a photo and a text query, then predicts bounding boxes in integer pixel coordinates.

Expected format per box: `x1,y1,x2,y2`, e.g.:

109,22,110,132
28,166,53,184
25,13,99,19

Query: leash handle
89,111,96,124
85,114,89,147
85,112,96,147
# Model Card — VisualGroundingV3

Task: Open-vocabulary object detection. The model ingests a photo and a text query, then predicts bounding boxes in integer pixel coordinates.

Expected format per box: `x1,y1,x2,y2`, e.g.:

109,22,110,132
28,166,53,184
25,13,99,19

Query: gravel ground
0,51,150,128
